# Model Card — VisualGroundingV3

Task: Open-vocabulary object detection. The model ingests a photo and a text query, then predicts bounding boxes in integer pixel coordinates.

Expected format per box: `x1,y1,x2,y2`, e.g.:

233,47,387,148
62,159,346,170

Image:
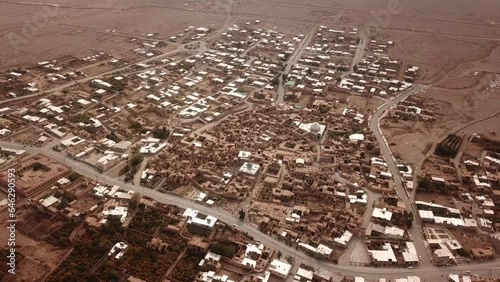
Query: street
368,84,431,267
1,19,499,279
1,140,499,281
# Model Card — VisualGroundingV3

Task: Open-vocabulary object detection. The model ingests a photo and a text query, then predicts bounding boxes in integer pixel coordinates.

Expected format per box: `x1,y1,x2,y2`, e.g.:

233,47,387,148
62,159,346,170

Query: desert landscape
0,0,500,281
1,0,500,66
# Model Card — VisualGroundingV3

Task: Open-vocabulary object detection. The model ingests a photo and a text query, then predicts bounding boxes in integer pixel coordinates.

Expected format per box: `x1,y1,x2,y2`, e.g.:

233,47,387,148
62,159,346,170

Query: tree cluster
128,208,163,234
209,241,237,257
152,127,170,139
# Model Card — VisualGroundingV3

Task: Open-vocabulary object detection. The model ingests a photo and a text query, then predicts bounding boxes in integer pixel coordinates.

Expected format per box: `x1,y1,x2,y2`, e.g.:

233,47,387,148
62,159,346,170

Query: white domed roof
310,122,321,133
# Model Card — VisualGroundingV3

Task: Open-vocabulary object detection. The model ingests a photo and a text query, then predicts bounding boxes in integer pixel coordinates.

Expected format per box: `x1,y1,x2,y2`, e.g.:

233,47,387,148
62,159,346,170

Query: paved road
277,29,315,104
0,42,200,105
0,92,42,105
350,33,367,72
1,23,499,280
368,84,431,266
2,140,499,280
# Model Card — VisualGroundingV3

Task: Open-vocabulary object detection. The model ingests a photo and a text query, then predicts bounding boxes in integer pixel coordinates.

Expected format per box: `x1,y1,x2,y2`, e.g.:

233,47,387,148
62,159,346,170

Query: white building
239,162,260,176
39,195,60,208
182,208,218,229
294,267,313,282
368,243,397,264
238,150,252,160
108,242,128,259
139,139,167,154
241,243,264,268
61,136,85,147
268,259,291,278
395,276,421,282
102,205,128,224
299,122,326,138
199,271,235,282
372,207,393,221
334,230,353,248
349,133,364,142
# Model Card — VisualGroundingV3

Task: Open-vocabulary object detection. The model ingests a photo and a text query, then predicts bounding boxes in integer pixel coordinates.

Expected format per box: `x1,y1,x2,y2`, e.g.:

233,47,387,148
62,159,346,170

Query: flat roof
269,259,292,276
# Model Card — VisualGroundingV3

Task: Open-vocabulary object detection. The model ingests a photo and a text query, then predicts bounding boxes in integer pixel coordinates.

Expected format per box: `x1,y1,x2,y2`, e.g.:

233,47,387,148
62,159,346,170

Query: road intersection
2,96,500,281
1,28,499,281
369,84,432,267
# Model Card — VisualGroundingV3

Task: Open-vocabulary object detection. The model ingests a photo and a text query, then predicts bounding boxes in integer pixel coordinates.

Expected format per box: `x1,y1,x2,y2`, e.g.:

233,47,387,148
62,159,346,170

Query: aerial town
0,0,499,282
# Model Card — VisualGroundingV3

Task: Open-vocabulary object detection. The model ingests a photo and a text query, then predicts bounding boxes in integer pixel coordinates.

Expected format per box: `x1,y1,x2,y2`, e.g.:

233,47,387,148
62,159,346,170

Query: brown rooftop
0,154,71,197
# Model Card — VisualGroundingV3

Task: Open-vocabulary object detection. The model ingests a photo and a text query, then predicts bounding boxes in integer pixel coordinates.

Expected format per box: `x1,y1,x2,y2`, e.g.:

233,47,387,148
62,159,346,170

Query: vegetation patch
171,250,205,282
128,208,163,234
209,241,239,258
45,245,107,282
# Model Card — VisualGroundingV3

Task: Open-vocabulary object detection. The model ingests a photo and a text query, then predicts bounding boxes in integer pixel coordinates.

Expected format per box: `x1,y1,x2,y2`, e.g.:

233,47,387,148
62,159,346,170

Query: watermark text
6,168,16,275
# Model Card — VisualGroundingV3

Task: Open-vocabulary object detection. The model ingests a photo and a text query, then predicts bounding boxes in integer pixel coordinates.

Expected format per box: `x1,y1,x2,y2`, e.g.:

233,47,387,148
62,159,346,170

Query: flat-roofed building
0,154,71,197
368,243,397,266
268,259,292,278
182,208,218,229
470,248,494,261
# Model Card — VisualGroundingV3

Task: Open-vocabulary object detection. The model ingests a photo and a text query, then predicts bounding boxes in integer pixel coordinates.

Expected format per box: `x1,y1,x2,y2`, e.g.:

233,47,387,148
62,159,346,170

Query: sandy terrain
347,95,385,114
0,211,69,282
383,41,500,166
0,0,225,67
449,229,496,252
0,0,498,279
1,0,500,68
382,121,432,165
387,35,497,84
384,83,500,165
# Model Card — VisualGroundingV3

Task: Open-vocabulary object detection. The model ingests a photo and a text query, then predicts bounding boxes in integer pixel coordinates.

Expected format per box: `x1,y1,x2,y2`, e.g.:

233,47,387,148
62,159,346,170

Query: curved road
368,84,432,268
1,140,499,281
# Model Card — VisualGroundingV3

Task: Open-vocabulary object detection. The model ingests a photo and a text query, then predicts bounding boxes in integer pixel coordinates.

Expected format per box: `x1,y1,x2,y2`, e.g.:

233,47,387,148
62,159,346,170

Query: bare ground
0,211,69,282
2,0,500,68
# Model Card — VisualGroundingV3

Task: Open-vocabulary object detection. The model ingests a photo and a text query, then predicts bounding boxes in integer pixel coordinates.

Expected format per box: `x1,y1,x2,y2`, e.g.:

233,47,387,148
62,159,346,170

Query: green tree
67,172,82,182
404,211,414,228
209,242,237,257
130,154,144,167
129,121,142,131
102,216,124,235
271,76,280,86
152,127,170,139
457,248,470,257
119,164,130,176
129,193,141,209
